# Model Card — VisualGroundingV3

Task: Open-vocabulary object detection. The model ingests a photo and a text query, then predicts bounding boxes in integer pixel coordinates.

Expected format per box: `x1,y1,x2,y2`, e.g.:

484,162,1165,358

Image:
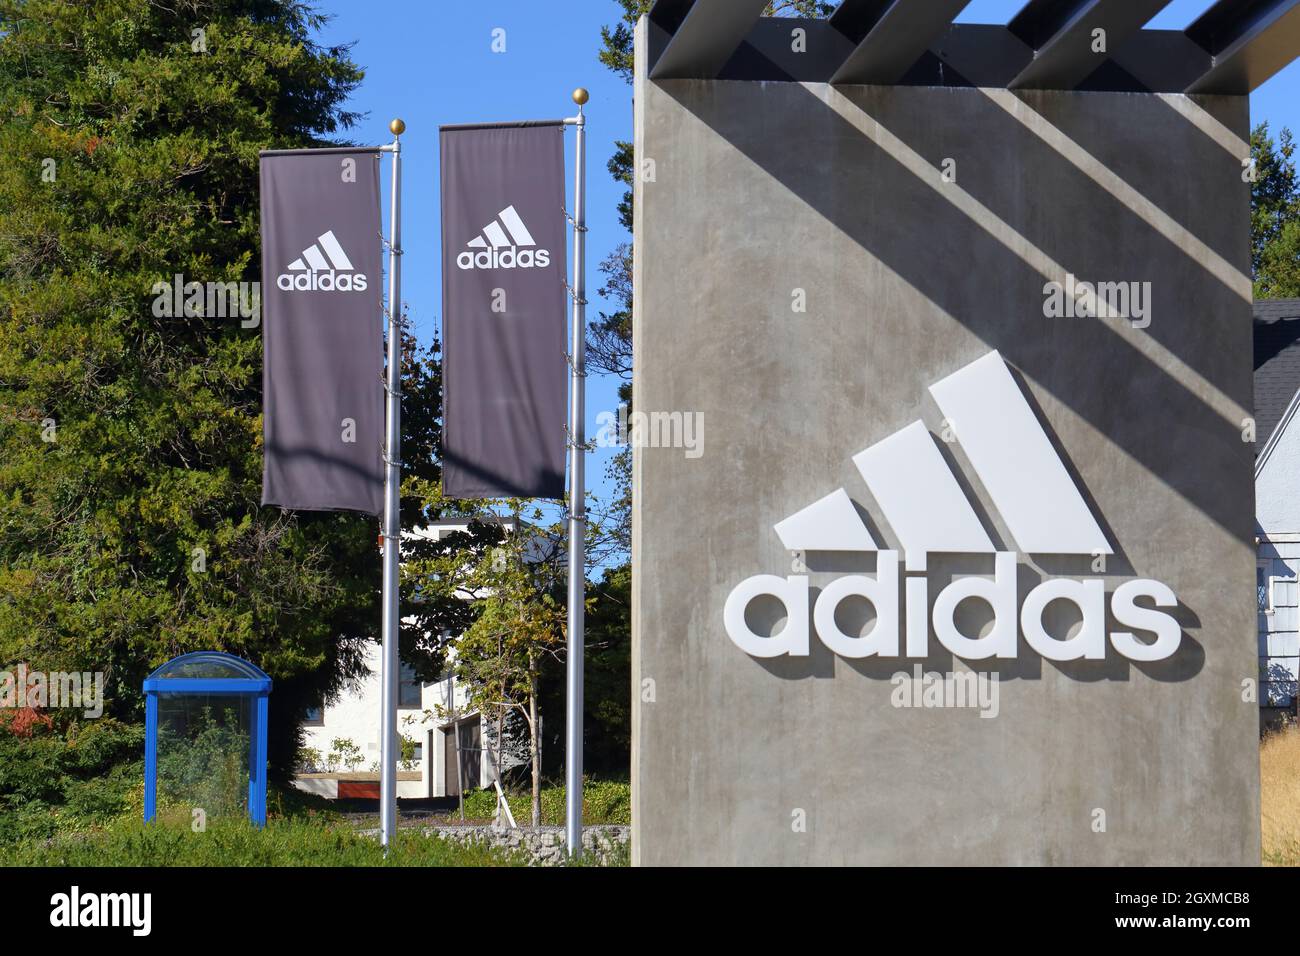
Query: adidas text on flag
276,230,369,292
456,205,552,270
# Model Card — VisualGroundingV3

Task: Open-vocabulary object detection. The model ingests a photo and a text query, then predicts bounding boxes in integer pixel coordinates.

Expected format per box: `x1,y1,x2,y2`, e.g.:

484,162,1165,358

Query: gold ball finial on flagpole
572,88,589,106
389,118,406,136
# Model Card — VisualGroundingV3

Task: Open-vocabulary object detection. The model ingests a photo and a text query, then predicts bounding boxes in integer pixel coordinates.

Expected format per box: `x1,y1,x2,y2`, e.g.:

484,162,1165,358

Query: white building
295,641,499,800
1255,299,1300,728
293,517,533,800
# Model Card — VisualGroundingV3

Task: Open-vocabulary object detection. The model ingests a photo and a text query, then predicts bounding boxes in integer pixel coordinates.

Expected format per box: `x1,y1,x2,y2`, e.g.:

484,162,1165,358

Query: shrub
0,719,144,841
326,737,364,773
458,778,629,826
156,705,250,819
584,779,631,824
0,816,528,867
296,746,323,773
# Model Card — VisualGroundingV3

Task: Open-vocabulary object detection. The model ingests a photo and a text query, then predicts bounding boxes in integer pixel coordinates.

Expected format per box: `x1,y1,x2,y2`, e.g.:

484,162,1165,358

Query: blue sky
316,0,633,548
314,0,1300,548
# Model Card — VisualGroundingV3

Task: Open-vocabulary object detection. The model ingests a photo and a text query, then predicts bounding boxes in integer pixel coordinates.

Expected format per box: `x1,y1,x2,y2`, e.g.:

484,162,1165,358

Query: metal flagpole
379,117,405,849
564,88,588,858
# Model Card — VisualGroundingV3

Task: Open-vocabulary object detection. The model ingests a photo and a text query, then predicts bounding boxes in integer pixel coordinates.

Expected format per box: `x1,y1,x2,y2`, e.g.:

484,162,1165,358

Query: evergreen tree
1251,122,1300,298
0,0,378,777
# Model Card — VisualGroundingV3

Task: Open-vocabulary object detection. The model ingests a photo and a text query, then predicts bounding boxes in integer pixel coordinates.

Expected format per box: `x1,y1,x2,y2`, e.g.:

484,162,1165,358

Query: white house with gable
1254,299,1300,728
294,517,535,800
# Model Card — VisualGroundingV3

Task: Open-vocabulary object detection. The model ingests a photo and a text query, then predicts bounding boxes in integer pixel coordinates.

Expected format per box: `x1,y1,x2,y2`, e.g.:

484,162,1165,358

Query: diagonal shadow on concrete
658,78,1256,547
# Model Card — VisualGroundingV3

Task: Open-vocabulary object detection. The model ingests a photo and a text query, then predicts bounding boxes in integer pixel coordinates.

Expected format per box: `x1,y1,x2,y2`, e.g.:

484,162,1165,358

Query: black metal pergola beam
639,1,1299,91
1007,0,1174,90
828,0,972,85
648,0,771,80
1185,0,1300,93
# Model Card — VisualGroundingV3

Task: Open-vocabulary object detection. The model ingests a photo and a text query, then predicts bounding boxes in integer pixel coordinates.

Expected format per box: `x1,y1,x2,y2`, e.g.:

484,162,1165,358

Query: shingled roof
1255,299,1300,454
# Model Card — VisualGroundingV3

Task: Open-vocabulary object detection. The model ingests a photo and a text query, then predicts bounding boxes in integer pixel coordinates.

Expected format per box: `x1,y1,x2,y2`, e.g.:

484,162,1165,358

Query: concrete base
631,21,1261,866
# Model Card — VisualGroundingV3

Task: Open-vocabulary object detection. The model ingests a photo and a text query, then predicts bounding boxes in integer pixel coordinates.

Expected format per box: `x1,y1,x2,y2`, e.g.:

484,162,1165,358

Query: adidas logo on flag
456,205,551,270
725,350,1182,664
276,230,369,292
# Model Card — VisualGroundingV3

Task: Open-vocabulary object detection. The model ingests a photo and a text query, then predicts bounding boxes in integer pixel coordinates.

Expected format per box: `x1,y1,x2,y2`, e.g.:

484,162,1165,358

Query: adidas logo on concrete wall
276,230,368,292
456,205,551,270
725,351,1182,663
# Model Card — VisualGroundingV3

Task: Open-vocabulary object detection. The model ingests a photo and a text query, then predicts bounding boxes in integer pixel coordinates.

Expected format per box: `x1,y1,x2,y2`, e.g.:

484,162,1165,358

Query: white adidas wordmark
726,350,1181,663
277,230,368,292
456,205,551,270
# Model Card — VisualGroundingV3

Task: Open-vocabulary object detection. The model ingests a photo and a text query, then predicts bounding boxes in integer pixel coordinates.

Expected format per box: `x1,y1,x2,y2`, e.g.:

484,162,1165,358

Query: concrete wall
631,20,1260,865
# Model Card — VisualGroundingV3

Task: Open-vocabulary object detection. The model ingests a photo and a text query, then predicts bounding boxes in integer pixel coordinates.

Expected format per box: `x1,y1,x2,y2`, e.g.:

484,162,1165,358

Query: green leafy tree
539,562,630,779
1252,122,1300,298
0,0,379,779
439,518,566,826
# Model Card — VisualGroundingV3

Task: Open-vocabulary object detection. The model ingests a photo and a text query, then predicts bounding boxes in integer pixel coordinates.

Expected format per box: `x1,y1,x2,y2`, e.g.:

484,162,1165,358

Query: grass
0,781,631,867
1261,725,1300,865
0,814,529,867
458,778,630,826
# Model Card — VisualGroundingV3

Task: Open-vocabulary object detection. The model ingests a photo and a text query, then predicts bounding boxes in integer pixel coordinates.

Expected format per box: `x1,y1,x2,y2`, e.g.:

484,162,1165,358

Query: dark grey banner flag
440,124,567,499
259,148,384,514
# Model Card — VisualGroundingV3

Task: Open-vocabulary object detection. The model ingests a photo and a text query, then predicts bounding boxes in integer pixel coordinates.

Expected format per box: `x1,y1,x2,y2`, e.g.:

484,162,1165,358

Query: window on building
399,662,422,708
303,705,324,727
1259,560,1276,614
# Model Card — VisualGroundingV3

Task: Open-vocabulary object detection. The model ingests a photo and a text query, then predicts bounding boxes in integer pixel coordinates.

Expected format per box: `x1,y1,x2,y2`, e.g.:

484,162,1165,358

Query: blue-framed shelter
143,651,272,826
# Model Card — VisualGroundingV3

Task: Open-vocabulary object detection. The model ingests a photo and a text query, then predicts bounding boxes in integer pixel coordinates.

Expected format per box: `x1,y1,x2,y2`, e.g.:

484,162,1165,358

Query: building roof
1255,299,1300,453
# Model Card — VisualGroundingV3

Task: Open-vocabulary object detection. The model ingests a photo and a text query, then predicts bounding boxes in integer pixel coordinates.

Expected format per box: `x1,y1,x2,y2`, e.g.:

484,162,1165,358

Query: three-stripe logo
276,230,369,293
456,205,551,270
725,350,1183,664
